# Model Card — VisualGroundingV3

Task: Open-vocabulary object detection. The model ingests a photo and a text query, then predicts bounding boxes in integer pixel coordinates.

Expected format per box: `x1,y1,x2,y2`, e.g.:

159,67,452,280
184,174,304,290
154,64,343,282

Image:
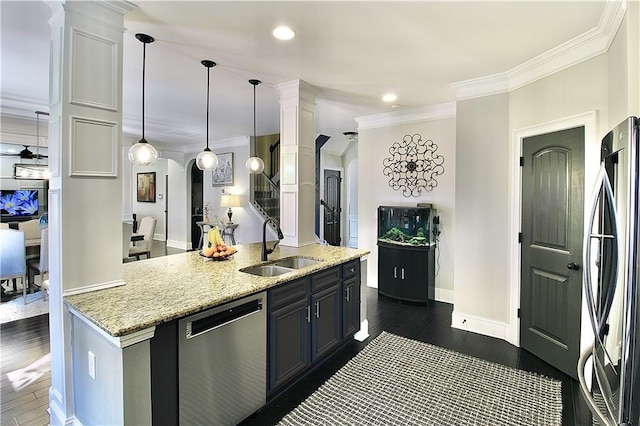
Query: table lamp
220,194,240,224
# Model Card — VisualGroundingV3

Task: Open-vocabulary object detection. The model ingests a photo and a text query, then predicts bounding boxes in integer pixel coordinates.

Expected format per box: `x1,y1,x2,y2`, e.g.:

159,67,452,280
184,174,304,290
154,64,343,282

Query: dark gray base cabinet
267,260,360,395
378,243,435,303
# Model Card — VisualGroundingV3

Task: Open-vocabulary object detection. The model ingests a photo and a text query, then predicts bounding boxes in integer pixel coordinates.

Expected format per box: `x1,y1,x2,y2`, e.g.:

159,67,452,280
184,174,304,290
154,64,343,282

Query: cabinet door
378,245,400,298
311,284,342,362
399,249,429,302
268,298,310,393
343,276,360,338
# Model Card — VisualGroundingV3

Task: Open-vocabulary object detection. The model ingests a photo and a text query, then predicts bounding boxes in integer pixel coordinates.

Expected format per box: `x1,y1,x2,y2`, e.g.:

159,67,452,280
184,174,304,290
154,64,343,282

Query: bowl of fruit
200,226,237,260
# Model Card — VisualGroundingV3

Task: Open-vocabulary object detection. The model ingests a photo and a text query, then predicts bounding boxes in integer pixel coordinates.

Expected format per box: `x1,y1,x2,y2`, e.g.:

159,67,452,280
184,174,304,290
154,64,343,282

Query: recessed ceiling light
273,26,295,40
382,93,397,102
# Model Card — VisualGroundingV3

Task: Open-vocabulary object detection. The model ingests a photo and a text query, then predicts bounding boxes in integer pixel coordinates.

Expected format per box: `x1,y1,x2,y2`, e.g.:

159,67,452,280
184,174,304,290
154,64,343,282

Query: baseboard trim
451,310,508,341
166,239,190,250
354,319,369,342
434,288,454,304
63,279,125,296
48,393,76,426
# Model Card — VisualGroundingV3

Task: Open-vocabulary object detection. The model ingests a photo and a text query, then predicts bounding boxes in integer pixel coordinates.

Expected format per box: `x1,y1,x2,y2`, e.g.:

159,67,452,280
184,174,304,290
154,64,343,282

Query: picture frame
137,172,156,203
211,152,234,186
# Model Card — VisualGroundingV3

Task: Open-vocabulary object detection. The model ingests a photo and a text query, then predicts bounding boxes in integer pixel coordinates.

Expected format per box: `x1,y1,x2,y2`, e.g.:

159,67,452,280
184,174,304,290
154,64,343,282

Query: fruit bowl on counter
200,226,237,260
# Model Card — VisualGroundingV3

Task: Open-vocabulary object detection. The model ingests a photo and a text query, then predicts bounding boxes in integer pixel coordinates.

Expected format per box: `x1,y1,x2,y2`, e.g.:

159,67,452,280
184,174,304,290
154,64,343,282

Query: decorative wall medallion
382,133,445,197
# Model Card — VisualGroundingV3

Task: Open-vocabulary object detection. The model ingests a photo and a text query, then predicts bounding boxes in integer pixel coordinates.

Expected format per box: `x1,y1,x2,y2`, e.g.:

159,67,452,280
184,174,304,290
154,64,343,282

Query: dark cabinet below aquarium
377,205,438,303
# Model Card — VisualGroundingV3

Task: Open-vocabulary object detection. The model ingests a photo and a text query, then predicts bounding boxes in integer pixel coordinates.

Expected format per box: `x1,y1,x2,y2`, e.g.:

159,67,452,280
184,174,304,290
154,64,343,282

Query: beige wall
359,117,456,300
451,5,639,338
453,93,510,321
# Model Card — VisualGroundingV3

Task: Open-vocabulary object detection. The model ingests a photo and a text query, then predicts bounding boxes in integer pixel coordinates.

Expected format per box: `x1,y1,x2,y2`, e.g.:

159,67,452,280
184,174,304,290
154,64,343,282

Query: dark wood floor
242,288,592,426
1,314,50,426
1,282,591,425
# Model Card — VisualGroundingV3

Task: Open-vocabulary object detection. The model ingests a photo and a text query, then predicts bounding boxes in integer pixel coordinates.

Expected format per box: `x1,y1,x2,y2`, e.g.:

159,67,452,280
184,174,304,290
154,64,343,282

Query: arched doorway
190,161,203,250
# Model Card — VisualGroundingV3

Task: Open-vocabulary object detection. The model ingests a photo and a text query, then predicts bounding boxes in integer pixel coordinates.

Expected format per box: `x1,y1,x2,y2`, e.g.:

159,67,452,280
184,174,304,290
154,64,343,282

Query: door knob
567,262,580,270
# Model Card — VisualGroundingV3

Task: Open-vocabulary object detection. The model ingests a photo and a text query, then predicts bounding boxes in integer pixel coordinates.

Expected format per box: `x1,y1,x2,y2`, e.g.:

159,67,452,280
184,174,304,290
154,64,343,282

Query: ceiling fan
0,145,49,160
0,111,49,160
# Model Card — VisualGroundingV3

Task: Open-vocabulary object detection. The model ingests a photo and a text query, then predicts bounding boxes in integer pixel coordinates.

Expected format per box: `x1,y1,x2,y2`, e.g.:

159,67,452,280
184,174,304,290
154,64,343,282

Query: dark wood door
323,170,341,246
268,298,309,392
520,126,584,379
311,284,342,362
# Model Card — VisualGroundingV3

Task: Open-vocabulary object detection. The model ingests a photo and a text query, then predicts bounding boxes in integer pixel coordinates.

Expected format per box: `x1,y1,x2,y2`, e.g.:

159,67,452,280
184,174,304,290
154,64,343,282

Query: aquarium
377,205,438,247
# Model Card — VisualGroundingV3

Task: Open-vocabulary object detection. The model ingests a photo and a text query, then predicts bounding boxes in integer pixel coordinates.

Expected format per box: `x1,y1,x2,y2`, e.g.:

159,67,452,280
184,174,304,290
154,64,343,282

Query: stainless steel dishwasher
178,292,266,425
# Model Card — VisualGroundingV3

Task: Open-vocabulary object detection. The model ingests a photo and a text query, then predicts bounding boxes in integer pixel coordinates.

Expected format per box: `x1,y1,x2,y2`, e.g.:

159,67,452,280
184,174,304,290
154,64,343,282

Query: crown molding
355,102,456,130
0,95,49,118
451,0,626,101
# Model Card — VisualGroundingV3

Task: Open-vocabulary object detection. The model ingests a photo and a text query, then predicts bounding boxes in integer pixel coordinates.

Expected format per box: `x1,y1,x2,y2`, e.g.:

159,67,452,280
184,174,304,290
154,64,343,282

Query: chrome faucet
262,217,284,261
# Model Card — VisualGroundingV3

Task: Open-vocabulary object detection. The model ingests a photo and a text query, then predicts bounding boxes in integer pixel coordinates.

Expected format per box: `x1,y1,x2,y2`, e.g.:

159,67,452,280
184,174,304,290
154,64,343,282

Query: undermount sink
272,256,322,269
239,264,294,277
240,257,324,277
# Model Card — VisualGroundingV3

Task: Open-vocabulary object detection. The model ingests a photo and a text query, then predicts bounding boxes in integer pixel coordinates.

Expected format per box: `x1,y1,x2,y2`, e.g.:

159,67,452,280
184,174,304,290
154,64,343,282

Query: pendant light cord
253,83,257,142
206,65,210,150
141,41,146,141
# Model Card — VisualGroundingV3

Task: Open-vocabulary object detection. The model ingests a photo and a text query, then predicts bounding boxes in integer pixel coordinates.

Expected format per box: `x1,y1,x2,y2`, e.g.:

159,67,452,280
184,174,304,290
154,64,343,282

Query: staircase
249,138,280,227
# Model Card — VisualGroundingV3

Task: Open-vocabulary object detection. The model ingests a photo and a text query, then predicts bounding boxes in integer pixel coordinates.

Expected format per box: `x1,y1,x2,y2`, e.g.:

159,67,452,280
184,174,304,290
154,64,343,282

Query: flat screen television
0,189,39,217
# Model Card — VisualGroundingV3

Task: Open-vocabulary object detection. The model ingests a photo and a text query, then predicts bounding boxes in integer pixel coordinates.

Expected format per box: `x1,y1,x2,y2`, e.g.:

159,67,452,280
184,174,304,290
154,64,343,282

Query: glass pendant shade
245,157,265,174
128,139,158,166
246,79,265,175
196,148,219,171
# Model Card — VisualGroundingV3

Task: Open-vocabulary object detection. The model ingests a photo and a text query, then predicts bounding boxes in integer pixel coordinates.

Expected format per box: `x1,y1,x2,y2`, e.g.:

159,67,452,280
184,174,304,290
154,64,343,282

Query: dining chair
122,221,133,262
18,219,41,260
27,228,49,300
0,228,28,304
129,216,156,260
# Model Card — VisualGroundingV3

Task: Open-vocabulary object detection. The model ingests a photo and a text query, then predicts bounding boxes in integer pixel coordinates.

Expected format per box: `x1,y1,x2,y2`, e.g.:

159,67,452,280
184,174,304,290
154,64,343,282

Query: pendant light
245,79,265,174
13,111,50,180
196,60,219,171
128,33,158,166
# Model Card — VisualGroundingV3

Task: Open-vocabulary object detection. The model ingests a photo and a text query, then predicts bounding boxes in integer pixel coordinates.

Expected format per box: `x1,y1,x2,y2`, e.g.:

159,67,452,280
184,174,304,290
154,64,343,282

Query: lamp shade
220,194,240,208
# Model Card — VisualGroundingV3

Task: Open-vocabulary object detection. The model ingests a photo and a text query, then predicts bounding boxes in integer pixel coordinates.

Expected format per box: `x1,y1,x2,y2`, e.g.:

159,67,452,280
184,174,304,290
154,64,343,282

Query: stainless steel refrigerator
579,116,640,425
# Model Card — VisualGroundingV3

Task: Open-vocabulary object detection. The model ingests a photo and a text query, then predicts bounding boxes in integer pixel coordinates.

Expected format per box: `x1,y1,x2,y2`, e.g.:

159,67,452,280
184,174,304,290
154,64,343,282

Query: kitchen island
65,243,369,426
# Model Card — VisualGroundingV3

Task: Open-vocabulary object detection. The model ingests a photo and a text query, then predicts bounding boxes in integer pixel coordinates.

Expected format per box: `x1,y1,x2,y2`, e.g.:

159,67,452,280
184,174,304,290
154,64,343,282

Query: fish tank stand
377,205,437,303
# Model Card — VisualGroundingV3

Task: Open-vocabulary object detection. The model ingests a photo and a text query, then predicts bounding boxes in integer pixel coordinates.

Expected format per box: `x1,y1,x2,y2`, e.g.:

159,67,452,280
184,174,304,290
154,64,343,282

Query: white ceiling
1,1,606,155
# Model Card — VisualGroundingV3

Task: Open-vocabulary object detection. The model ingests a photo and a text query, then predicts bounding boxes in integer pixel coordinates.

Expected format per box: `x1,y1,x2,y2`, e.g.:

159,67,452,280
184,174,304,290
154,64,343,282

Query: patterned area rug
0,291,48,324
279,332,562,426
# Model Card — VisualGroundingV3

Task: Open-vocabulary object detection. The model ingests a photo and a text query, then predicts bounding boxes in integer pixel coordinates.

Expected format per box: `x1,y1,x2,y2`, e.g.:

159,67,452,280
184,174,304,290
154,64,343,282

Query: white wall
132,159,168,241
358,117,456,302
202,140,265,245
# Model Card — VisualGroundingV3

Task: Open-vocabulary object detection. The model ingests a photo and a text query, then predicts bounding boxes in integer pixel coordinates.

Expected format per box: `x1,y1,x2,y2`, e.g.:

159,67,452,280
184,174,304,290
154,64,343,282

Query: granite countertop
64,243,369,338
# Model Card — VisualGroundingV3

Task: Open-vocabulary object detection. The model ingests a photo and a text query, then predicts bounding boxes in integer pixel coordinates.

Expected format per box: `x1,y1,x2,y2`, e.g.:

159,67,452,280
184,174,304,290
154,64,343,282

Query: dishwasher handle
186,298,263,339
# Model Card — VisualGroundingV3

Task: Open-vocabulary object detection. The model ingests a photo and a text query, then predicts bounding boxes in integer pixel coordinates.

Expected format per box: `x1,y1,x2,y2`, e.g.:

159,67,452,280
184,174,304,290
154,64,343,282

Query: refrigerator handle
583,163,619,338
577,345,616,426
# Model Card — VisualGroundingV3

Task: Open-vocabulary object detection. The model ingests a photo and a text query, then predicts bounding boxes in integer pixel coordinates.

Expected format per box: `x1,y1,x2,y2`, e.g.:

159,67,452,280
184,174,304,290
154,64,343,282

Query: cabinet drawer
342,260,359,278
311,267,340,292
268,278,309,310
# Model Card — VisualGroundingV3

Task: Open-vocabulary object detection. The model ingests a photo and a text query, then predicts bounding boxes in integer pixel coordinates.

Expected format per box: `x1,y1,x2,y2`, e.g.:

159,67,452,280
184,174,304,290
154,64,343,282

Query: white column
275,80,319,247
47,1,134,424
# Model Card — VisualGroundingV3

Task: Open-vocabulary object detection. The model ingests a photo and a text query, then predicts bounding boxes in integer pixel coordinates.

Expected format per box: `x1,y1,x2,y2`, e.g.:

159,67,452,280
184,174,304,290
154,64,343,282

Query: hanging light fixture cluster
245,79,265,174
13,111,51,180
195,60,219,171
127,34,269,173
128,33,158,166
